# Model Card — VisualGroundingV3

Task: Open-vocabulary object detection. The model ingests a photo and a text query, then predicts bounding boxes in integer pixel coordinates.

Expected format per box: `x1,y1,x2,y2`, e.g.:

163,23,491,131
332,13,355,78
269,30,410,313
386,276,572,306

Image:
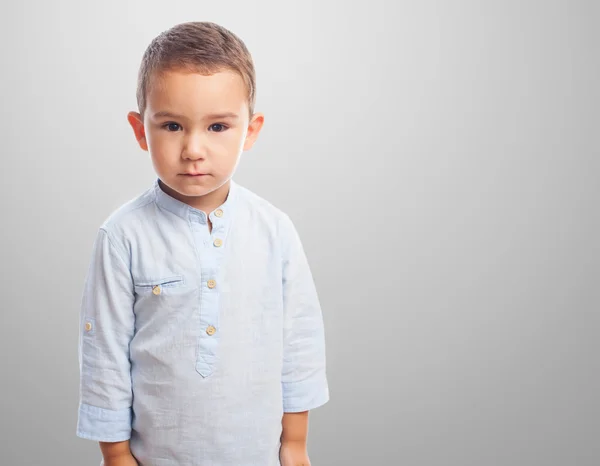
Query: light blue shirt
77,178,329,465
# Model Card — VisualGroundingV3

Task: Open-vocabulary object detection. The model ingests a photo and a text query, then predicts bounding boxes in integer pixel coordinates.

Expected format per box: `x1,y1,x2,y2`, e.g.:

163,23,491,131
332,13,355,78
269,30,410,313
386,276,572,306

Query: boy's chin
176,185,213,198
182,179,234,197
162,177,214,197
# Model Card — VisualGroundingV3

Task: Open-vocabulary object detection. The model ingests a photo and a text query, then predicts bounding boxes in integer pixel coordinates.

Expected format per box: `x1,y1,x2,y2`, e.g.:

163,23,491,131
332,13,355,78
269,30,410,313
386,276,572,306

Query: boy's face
127,69,263,209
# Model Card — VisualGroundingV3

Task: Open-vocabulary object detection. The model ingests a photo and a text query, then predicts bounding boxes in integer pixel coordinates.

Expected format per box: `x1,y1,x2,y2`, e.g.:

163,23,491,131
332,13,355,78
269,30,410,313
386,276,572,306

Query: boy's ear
127,111,148,151
243,112,265,151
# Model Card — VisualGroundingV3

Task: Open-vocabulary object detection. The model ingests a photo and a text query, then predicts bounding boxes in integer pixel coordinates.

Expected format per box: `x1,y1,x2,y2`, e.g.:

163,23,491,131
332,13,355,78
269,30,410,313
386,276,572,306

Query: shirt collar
152,177,239,223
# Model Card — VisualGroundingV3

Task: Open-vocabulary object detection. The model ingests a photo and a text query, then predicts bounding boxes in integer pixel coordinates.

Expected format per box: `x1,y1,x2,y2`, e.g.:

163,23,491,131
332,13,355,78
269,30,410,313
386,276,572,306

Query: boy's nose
182,134,208,160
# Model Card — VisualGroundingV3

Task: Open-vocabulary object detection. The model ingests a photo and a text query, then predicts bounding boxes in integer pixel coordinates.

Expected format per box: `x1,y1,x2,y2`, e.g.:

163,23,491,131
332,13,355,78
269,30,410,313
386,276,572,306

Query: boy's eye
209,123,228,132
163,123,181,132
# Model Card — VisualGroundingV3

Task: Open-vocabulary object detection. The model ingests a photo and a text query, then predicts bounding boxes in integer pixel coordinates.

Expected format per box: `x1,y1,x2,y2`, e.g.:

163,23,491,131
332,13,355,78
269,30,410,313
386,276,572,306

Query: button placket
194,204,233,378
209,207,227,249
196,267,220,377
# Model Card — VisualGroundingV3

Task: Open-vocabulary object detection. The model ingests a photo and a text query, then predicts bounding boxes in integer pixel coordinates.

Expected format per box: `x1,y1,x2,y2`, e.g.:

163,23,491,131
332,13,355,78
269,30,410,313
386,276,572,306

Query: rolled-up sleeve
279,214,330,413
77,227,135,442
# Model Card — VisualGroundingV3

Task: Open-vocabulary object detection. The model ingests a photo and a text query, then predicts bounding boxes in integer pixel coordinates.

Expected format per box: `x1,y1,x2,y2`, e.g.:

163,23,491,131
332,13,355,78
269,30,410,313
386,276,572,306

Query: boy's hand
279,440,311,466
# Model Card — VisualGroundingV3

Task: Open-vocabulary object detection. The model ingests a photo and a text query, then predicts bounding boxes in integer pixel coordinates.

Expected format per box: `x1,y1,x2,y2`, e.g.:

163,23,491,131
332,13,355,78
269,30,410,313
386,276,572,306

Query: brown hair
135,21,256,119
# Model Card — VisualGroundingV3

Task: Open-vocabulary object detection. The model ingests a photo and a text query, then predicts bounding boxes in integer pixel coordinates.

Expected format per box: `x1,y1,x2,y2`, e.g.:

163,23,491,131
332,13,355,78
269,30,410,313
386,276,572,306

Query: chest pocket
134,275,186,296
132,273,198,322
131,273,200,353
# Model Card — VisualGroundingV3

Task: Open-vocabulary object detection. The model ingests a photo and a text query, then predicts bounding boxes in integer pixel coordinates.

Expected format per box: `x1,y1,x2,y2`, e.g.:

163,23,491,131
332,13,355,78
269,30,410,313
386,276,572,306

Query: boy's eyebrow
152,111,240,120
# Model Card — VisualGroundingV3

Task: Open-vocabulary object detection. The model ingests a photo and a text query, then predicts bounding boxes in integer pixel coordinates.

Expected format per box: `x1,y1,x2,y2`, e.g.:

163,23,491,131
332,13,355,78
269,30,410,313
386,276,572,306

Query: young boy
76,21,329,466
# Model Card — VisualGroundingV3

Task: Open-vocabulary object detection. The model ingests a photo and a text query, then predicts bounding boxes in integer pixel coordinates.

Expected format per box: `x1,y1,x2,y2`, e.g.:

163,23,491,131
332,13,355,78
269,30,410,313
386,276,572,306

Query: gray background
0,0,598,465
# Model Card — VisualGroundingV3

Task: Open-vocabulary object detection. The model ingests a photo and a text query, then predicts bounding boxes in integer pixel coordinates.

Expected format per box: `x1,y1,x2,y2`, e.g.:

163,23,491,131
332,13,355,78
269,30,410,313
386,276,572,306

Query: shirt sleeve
279,213,330,413
77,227,135,442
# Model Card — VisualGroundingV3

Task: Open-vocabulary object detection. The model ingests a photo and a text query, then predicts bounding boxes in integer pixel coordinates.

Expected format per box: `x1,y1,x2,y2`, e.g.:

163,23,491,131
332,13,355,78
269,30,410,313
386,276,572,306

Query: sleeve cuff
282,374,330,413
76,402,132,442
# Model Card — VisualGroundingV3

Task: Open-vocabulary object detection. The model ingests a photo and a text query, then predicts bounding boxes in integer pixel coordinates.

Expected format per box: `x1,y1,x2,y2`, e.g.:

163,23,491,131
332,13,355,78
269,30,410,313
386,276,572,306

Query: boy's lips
182,172,208,176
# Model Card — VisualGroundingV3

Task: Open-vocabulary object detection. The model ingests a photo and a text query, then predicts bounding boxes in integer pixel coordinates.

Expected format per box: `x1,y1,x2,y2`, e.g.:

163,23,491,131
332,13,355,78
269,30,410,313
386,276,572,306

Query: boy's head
127,22,264,208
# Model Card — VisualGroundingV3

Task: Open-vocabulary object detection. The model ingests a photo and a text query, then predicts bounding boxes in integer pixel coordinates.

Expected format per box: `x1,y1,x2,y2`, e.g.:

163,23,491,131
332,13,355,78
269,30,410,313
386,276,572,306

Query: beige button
213,238,223,247
214,209,224,218
207,279,216,289
84,322,93,332
152,285,161,295
206,325,216,336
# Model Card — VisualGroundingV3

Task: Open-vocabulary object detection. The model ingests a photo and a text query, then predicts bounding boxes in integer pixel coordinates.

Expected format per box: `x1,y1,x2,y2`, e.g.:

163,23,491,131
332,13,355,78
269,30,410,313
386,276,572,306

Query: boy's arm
100,441,137,465
281,410,309,443
280,411,310,466
77,227,136,457
279,213,329,455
